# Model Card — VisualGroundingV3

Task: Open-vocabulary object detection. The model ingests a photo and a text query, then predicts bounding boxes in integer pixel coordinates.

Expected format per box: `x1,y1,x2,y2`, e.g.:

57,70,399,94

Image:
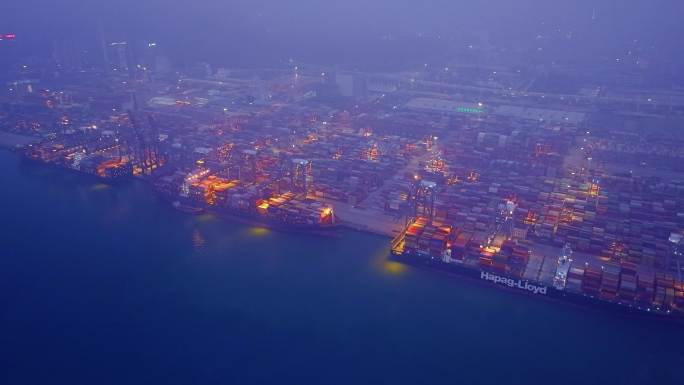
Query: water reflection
195,213,216,223
370,245,408,276
248,226,270,237
382,260,407,275
192,229,206,249
91,183,109,191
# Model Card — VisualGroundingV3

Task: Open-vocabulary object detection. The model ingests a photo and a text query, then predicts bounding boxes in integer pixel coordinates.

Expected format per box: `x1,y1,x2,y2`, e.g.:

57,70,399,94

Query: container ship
154,171,337,234
391,217,684,320
23,142,136,180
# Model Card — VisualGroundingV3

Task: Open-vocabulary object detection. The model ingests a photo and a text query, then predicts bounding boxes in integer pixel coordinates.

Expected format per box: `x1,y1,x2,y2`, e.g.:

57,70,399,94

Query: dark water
1,149,683,385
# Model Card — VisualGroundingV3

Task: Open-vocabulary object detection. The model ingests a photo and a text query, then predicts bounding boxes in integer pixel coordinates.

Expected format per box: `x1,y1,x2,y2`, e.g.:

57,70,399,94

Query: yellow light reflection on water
196,213,216,222
91,183,109,191
382,260,407,275
248,227,270,236
371,246,408,276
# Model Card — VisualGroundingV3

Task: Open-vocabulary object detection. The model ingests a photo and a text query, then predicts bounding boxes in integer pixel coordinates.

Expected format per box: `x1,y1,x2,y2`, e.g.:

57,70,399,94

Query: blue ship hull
391,250,681,322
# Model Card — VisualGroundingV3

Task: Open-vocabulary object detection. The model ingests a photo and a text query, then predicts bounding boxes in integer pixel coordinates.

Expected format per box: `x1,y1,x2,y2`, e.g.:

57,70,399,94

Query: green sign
457,107,484,114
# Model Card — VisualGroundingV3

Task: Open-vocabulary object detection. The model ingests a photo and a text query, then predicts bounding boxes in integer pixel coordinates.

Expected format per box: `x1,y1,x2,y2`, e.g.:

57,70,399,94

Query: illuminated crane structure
216,143,234,163
669,233,684,281
240,149,258,182
412,180,437,222
486,198,517,247
127,111,165,175
554,243,573,290
588,177,601,211
291,158,313,194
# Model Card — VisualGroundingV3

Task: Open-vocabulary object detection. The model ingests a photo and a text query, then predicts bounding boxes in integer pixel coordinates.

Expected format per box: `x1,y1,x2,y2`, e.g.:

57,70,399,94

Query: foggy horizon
3,0,684,69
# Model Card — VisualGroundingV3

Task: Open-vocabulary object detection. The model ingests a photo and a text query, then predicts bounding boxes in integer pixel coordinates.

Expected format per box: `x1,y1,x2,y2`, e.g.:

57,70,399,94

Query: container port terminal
2,52,684,318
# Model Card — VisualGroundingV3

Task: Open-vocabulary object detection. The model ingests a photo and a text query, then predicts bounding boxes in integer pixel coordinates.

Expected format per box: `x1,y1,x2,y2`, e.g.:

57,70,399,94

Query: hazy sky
2,0,683,66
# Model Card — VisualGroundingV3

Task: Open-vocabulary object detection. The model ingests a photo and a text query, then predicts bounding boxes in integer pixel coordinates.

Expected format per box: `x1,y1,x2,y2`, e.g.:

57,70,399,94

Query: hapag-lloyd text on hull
480,271,548,295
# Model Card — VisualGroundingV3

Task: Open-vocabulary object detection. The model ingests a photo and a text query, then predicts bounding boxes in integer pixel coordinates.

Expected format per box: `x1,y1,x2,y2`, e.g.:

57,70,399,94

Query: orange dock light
320,207,334,224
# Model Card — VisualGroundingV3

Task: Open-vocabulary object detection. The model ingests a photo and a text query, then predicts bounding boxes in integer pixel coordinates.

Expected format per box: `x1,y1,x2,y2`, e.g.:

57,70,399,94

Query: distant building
190,62,212,78
404,97,585,124
336,72,367,98
53,40,90,71
0,33,19,69
6,79,36,99
136,41,159,72
405,98,486,115
367,76,399,93
154,56,172,75
104,41,133,74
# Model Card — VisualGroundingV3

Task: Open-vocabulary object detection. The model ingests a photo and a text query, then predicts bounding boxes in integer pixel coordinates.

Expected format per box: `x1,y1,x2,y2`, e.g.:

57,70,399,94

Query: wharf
312,197,404,238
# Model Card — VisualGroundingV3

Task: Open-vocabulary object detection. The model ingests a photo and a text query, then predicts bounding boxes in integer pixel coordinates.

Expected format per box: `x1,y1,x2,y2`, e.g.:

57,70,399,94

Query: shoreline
3,148,366,239
336,219,397,239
